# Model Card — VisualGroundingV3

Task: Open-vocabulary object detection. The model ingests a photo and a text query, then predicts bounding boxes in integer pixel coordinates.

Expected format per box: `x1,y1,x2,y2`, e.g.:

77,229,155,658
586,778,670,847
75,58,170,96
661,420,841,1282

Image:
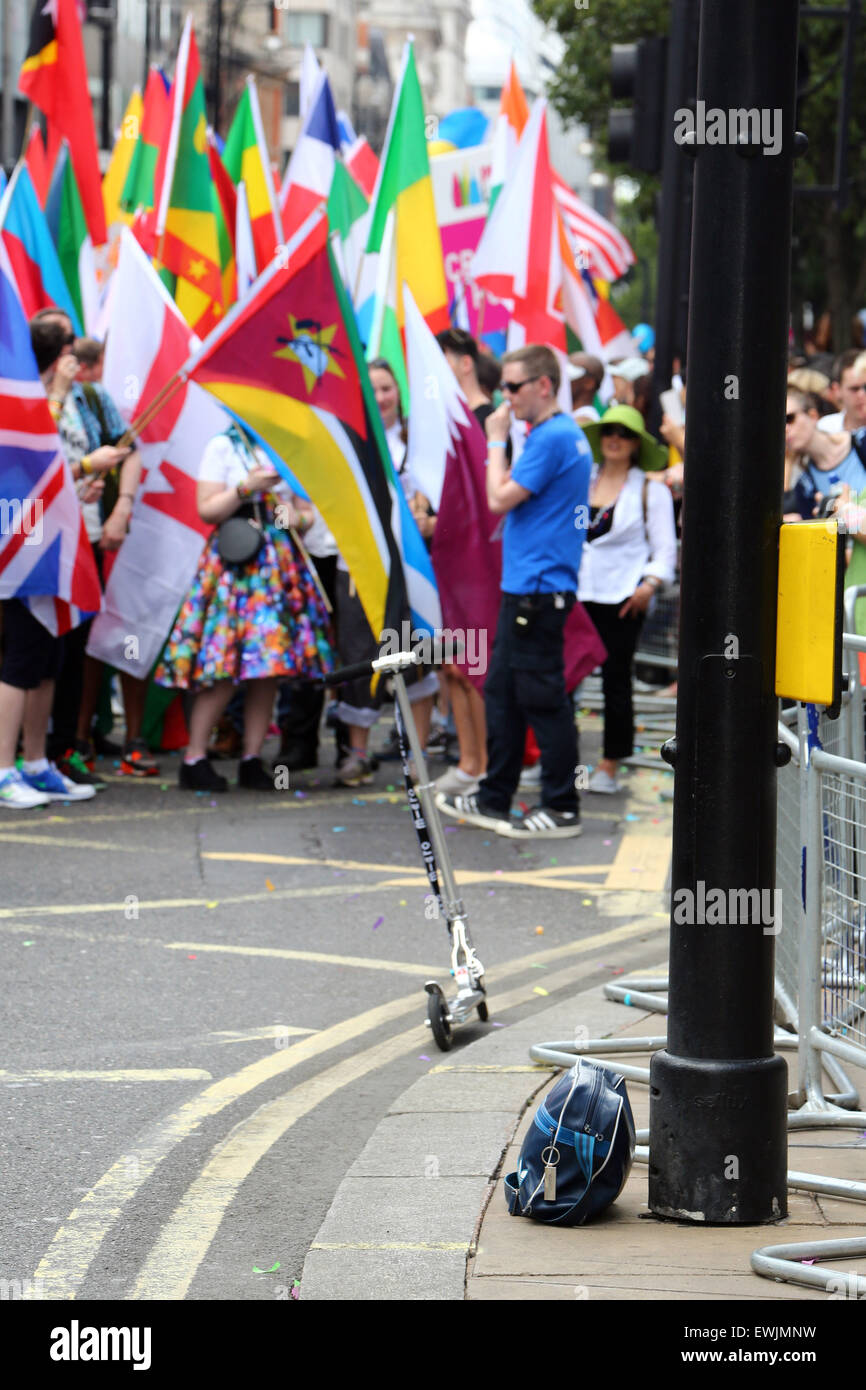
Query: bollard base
649,1050,788,1224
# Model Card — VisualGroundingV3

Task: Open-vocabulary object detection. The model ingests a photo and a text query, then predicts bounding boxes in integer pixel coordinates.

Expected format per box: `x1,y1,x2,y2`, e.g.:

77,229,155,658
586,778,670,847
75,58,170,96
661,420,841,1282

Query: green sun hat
581,404,668,473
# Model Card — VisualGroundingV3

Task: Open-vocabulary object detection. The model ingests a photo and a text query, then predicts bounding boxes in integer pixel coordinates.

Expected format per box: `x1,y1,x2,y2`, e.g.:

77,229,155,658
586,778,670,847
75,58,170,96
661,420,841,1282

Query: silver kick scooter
322,650,489,1050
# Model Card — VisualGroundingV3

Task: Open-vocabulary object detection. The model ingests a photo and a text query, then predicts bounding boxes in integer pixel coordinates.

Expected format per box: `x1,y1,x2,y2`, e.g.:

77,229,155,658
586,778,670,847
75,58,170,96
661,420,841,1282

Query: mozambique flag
154,17,223,336
222,78,282,274
186,213,408,644
366,42,448,338
120,67,170,215
18,0,106,246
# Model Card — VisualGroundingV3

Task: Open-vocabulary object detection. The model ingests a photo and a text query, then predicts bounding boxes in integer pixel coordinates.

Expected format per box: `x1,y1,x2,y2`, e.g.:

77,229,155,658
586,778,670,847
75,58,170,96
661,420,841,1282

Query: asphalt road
0,719,672,1301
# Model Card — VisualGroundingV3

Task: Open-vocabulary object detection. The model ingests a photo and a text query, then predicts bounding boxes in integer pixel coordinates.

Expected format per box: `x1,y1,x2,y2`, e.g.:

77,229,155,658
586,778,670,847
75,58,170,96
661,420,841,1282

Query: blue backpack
505,1059,635,1225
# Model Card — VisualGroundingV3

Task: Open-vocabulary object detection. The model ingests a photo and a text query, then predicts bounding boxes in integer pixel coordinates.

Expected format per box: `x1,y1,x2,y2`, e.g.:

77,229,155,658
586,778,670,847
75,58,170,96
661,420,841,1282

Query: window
284,12,329,48
284,82,300,117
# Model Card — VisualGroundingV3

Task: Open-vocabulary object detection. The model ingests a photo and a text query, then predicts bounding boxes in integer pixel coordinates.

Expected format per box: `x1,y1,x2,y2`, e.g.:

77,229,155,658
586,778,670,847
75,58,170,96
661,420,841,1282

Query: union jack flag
0,241,100,634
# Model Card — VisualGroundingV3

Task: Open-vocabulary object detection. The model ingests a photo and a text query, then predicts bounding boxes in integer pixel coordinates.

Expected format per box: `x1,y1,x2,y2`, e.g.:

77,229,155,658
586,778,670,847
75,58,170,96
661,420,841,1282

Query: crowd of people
25,301,839,835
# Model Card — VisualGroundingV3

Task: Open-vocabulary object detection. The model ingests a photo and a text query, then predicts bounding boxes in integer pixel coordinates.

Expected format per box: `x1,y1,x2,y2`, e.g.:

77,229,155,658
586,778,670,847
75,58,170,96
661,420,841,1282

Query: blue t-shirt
502,413,593,593
796,441,866,515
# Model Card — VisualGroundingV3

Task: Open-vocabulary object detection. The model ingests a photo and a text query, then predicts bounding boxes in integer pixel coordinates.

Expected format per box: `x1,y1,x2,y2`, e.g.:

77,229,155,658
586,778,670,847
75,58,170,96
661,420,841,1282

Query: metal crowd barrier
533,592,866,1294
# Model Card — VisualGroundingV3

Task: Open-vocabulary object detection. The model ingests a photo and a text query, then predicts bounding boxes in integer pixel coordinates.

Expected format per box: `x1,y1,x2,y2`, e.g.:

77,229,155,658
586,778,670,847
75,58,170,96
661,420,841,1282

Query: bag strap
82,382,111,444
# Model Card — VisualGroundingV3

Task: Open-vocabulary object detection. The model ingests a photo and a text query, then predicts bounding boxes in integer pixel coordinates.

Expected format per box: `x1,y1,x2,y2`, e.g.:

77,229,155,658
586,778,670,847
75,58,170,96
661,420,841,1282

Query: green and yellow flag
154,17,223,336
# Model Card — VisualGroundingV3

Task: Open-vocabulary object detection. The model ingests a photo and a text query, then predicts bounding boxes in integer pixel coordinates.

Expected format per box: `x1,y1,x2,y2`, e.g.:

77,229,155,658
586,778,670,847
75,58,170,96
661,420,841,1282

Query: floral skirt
155,526,335,690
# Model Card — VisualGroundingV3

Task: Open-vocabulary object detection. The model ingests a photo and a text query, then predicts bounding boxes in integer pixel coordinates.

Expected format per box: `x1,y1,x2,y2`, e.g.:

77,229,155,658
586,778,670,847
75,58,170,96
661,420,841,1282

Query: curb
300,976,656,1300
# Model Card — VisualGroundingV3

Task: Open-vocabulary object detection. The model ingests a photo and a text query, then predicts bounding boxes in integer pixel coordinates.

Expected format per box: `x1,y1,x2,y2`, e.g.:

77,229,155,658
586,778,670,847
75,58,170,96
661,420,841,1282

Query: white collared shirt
577,465,677,605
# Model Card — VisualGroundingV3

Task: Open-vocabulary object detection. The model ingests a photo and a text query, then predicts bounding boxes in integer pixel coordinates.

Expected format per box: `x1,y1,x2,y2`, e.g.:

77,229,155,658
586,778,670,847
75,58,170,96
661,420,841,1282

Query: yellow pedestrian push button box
775,520,844,711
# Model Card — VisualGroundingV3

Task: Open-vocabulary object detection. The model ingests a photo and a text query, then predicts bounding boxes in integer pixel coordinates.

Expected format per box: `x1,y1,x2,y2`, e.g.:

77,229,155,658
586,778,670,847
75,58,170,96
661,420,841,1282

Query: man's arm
485,401,530,515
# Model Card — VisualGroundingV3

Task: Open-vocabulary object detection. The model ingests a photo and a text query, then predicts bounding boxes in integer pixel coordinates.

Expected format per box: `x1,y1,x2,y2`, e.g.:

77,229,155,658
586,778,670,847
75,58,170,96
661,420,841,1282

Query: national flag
222,78,282,274
0,239,100,635
344,136,379,200
154,17,224,337
280,70,341,242
102,88,143,235
553,176,635,284
403,287,500,689
578,267,636,359
44,143,99,333
235,183,257,302
299,43,322,120
87,228,229,677
121,67,171,215
472,99,604,369
18,0,107,246
206,129,239,310
0,170,6,202
0,163,82,331
23,123,51,206
366,43,448,338
327,160,369,299
488,60,530,215
183,212,431,643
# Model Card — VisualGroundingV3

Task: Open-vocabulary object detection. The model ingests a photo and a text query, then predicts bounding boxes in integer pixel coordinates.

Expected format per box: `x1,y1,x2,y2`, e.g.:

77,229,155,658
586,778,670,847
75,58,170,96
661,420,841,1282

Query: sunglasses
502,376,540,394
601,424,638,440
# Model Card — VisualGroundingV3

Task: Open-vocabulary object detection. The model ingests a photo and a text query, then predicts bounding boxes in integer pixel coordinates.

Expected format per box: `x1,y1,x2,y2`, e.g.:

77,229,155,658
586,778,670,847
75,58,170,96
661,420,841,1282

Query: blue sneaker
20,762,96,801
0,768,50,809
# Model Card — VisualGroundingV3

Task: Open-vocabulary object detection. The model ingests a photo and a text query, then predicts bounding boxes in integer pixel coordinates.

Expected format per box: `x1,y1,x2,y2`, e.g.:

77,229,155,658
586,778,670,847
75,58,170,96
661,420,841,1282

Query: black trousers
479,593,578,815
582,600,645,762
276,555,339,751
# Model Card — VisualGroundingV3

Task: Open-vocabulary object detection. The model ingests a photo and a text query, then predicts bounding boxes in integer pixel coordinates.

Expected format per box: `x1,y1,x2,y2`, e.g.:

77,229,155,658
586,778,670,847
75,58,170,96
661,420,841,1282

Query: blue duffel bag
504,1058,635,1224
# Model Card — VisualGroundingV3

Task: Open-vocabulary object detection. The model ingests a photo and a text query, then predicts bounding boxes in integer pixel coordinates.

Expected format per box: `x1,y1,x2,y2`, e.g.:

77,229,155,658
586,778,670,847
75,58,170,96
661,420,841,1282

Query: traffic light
608,37,668,173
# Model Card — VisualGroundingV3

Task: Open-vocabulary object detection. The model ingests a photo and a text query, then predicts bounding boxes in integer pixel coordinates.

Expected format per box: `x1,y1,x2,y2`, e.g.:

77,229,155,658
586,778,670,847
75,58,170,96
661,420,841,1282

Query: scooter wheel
427,991,453,1051
477,998,489,1022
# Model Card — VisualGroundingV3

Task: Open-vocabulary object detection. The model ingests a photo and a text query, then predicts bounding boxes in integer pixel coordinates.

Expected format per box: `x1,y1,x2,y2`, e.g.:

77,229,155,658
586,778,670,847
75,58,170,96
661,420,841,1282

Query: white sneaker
20,762,96,801
433,766,481,798
587,768,623,794
0,768,50,809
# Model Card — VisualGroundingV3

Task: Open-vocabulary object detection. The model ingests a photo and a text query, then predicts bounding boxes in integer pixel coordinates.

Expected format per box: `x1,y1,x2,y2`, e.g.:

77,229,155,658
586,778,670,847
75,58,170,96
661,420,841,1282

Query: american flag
552,173,636,284
0,241,100,634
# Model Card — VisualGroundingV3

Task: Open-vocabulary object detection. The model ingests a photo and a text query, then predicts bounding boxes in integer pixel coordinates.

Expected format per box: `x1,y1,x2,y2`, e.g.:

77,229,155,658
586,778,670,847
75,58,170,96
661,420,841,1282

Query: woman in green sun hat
577,404,677,795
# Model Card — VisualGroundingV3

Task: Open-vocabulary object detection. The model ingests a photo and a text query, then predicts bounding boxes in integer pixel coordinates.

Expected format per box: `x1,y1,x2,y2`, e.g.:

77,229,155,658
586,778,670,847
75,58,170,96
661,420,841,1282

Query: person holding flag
154,423,334,794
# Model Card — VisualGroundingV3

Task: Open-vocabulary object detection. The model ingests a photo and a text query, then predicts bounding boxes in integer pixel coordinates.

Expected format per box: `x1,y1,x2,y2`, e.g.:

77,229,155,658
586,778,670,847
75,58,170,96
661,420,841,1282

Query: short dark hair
832,348,861,383
29,311,74,374
73,336,105,367
436,328,479,363
475,352,501,397
502,343,560,395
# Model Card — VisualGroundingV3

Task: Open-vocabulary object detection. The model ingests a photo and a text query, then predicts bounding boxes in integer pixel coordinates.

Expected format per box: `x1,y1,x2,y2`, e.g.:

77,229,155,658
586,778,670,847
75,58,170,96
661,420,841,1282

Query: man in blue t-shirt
438,344,592,839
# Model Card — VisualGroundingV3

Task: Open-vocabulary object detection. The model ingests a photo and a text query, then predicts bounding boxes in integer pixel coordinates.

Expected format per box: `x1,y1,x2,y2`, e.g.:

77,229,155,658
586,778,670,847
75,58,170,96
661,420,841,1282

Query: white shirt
577,466,678,605
197,432,291,496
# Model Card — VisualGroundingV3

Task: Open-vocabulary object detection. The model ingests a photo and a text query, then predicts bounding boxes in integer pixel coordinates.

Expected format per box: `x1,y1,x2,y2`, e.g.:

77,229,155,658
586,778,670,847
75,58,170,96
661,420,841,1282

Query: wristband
119,492,136,502
236,481,250,500
80,454,93,476
488,440,508,449
641,575,663,590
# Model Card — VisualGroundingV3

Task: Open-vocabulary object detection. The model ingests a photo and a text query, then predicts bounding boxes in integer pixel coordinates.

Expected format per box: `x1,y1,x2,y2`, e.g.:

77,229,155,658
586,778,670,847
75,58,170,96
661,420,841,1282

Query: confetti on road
292,1280,300,1299
160,784,168,791
604,839,613,846
206,902,218,908
187,954,197,960
372,916,384,930
491,1022,505,1028
800,1259,816,1266
582,898,593,906
265,879,275,892
22,941,35,947
252,1262,280,1274
419,1055,430,1061
399,900,407,906
549,857,558,865
535,926,544,935
530,963,545,970
386,784,395,792
332,827,346,832
625,814,640,822
487,890,495,896
294,790,307,799
533,987,549,996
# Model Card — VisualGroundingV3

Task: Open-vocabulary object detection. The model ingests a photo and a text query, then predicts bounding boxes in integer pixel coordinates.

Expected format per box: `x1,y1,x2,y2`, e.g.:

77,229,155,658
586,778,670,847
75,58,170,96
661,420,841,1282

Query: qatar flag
87,228,229,677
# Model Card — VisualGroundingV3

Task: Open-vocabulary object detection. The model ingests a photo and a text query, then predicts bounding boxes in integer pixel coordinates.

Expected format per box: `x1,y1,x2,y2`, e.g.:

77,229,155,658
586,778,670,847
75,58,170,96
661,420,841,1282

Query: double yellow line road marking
30,916,662,1300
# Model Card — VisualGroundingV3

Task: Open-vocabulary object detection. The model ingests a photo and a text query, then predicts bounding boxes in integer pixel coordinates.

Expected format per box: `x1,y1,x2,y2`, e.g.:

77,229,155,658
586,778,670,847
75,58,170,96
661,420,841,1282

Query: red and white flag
279,70,341,242
87,228,229,676
472,98,604,379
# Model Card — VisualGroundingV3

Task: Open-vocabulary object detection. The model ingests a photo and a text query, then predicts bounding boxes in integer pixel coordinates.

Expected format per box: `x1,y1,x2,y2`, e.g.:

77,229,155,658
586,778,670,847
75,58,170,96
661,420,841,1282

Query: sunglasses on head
601,423,638,440
501,376,540,394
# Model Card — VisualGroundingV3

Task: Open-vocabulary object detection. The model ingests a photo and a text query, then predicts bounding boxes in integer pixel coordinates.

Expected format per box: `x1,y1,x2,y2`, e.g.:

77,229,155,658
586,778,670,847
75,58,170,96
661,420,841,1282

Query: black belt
502,591,574,608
